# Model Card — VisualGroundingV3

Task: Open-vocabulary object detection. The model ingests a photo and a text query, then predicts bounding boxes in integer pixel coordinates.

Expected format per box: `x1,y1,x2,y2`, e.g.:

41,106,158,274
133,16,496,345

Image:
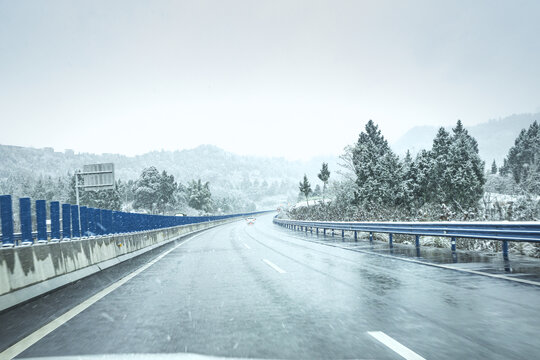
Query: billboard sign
81,163,115,191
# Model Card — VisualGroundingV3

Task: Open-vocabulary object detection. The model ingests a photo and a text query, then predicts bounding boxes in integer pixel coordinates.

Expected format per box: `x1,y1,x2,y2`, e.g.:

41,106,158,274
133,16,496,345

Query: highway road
1,213,539,359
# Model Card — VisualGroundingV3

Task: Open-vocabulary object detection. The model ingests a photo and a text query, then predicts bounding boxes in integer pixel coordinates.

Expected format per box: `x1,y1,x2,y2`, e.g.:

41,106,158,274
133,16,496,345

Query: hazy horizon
1,1,539,160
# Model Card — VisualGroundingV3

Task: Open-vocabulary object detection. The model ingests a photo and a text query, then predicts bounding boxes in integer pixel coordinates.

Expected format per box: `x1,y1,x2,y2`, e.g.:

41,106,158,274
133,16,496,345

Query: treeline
291,120,540,222
0,166,257,215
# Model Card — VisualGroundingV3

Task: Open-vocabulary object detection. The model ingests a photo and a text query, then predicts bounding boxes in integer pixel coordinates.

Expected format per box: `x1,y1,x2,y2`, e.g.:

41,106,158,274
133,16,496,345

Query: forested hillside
392,112,540,166
0,144,336,211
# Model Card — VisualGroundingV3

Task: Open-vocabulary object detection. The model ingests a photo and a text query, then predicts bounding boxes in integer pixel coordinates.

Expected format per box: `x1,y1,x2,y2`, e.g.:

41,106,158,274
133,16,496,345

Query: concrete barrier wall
0,218,236,311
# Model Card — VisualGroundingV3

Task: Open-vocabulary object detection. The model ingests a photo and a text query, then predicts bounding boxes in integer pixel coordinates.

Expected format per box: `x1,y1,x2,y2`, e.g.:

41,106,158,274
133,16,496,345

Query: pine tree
298,174,312,206
403,150,412,166
444,120,485,211
187,179,213,213
404,150,432,211
32,178,46,200
428,127,452,203
502,121,540,193
491,160,498,175
157,170,177,214
317,162,330,203
352,120,404,209
133,167,161,213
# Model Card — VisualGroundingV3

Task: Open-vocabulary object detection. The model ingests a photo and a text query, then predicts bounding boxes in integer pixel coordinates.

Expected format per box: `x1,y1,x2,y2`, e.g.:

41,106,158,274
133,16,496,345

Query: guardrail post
502,240,509,259
305,226,307,233
354,230,357,242
36,200,47,243
50,201,60,242
62,203,71,240
451,237,456,252
389,233,393,248
20,197,33,246
316,228,319,236
341,230,344,240
415,234,420,248
0,195,14,247
323,228,326,236
332,229,334,237
369,232,373,243
71,205,80,239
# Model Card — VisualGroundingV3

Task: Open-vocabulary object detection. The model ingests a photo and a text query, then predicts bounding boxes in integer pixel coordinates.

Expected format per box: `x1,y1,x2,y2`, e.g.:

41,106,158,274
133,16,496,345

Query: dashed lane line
368,331,426,360
262,258,286,274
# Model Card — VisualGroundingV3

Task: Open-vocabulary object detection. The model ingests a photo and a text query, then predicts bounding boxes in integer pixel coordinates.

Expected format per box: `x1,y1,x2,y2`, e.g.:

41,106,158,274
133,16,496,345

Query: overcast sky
1,0,539,160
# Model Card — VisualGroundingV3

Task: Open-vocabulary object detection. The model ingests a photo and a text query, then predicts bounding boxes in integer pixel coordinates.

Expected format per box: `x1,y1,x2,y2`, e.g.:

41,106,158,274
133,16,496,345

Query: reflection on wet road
2,214,539,359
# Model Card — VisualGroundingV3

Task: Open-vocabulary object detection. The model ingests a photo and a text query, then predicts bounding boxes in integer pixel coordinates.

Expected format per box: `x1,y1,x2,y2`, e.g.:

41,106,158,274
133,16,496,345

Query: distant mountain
0,143,339,208
391,112,540,166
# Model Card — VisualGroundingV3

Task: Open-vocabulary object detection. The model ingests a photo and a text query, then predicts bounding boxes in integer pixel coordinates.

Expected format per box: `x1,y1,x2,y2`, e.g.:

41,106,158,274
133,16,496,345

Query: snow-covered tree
156,170,177,214
427,127,452,204
186,179,213,213
317,162,330,203
298,174,312,206
313,184,322,197
443,120,485,211
491,160,498,175
133,167,161,213
352,120,404,208
501,121,540,194
404,150,432,211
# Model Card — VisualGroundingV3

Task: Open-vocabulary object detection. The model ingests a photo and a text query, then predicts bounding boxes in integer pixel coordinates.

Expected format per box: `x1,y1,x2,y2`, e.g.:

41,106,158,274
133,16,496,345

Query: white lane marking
0,233,201,359
243,243,251,249
368,331,426,360
262,258,286,274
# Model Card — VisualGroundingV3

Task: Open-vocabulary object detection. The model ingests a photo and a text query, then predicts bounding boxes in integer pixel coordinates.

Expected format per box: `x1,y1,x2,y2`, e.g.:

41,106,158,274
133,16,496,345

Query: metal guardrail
273,217,540,258
0,194,270,248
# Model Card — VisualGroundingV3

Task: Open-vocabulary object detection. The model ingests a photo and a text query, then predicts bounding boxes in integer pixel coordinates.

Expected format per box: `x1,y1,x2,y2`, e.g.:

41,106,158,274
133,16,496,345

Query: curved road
1,213,539,359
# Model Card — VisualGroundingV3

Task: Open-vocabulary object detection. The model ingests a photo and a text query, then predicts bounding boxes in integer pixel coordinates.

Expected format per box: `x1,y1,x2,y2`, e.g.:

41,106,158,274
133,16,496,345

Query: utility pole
75,170,82,237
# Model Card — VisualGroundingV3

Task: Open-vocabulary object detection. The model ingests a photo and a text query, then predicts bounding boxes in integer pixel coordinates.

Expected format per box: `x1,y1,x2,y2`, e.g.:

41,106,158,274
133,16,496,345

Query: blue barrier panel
102,210,112,235
50,201,60,241
114,211,121,233
71,205,80,238
62,203,71,240
36,200,47,243
112,211,120,234
94,208,100,235
96,208,102,235
88,208,95,236
95,209,103,235
19,197,33,246
80,206,88,237
1,195,14,247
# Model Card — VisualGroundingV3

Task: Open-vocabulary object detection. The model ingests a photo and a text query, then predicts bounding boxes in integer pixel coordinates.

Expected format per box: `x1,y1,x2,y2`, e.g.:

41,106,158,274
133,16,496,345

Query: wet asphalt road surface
1,214,539,359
